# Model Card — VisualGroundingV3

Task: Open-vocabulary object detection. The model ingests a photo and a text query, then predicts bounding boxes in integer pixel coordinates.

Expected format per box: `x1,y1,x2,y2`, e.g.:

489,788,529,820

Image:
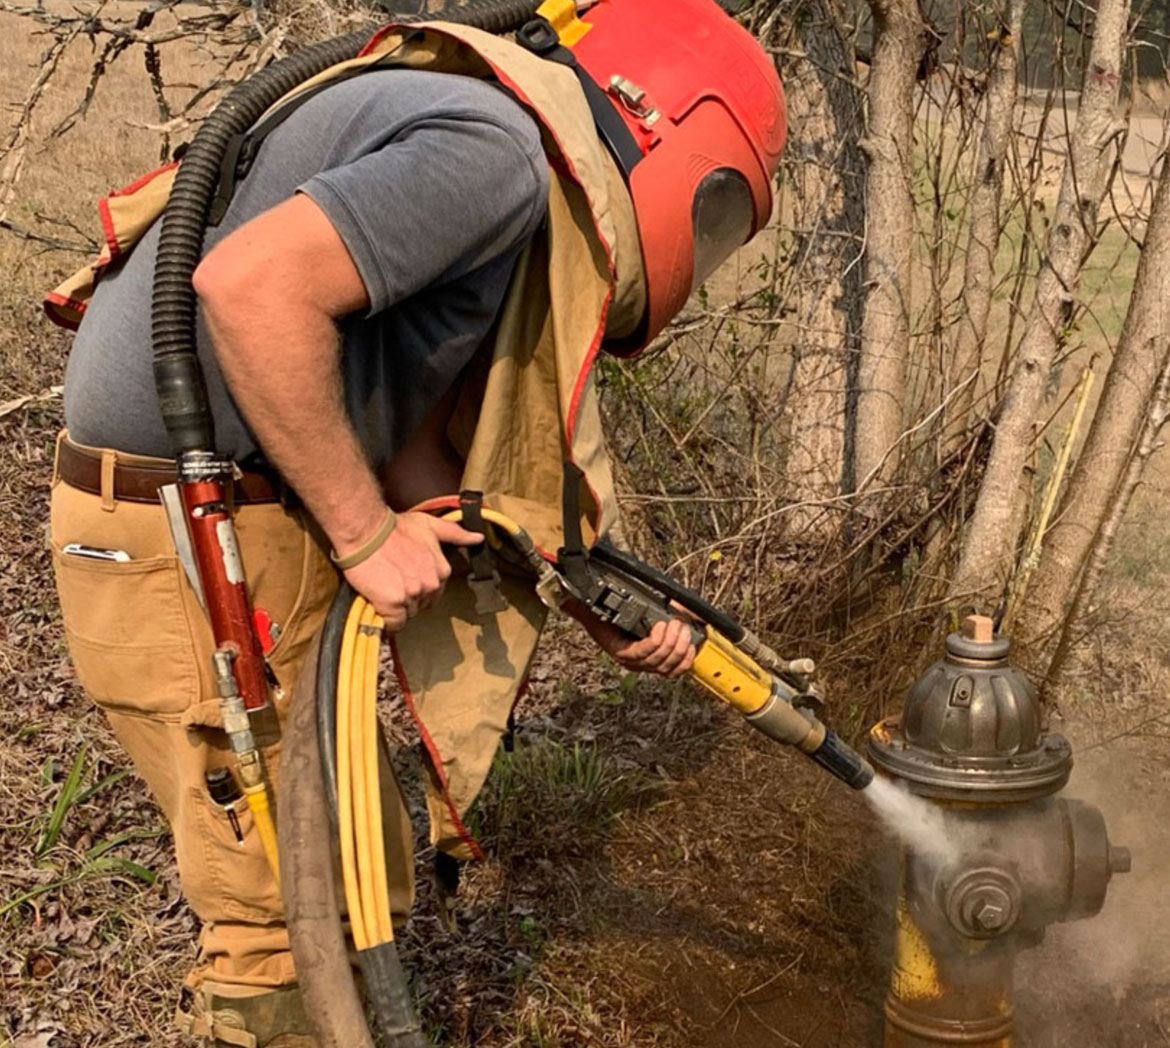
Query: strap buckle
459,491,508,616
516,15,561,56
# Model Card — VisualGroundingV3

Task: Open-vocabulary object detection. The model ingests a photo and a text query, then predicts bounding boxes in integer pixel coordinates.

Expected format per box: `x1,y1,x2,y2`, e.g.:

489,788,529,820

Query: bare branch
0,217,96,253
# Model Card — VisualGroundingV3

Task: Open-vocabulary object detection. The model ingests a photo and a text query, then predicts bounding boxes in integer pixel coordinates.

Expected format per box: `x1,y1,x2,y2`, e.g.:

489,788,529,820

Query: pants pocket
174,782,283,924
51,543,199,716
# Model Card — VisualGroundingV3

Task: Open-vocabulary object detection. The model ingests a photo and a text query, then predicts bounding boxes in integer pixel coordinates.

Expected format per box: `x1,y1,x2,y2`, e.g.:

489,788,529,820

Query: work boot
176,983,319,1047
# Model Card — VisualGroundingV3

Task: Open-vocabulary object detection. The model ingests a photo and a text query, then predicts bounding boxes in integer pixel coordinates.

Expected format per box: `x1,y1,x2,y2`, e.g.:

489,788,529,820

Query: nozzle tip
811,730,875,790
854,760,876,791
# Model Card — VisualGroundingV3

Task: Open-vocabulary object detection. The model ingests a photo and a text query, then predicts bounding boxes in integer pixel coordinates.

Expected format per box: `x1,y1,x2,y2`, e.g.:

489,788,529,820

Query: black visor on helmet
690,168,754,291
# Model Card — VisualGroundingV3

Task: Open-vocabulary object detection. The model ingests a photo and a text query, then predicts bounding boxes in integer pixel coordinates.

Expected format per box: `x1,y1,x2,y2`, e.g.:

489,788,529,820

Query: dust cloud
1015,749,1170,1043
862,775,962,867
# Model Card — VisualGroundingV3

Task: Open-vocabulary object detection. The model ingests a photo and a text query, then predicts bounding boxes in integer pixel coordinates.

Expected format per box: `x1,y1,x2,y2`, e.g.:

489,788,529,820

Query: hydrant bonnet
869,617,1072,802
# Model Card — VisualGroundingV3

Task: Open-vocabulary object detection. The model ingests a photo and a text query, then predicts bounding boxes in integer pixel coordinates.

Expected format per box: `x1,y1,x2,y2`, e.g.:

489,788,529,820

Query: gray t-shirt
64,69,550,467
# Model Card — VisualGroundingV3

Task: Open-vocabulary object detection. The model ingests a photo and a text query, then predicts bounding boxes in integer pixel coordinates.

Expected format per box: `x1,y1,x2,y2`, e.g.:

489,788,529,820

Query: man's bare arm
194,194,381,544
193,193,480,629
195,194,694,669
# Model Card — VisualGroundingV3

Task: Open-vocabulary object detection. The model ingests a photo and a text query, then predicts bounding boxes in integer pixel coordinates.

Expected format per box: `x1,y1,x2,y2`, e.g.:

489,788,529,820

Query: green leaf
16,721,48,742
1,857,111,919
105,857,156,885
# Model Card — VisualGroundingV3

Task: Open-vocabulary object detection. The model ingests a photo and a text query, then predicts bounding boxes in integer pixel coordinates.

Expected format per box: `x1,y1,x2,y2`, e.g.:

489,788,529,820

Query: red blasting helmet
568,0,787,352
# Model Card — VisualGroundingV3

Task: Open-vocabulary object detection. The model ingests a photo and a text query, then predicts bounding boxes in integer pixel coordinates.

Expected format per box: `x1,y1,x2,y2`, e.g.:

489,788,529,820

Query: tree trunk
1042,345,1170,698
780,0,865,535
951,0,1130,608
852,0,925,491
1019,154,1170,651
946,0,1024,448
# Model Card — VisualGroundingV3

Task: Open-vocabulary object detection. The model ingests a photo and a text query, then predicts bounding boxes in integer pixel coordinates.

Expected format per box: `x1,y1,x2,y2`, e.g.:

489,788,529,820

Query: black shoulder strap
208,72,368,226
514,17,643,182
207,44,413,226
556,460,601,598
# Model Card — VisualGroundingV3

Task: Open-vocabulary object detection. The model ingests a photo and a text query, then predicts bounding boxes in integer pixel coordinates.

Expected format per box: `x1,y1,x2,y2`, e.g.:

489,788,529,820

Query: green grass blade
75,767,131,805
16,721,48,742
35,744,88,857
0,853,156,920
86,826,166,860
105,857,156,885
0,856,114,919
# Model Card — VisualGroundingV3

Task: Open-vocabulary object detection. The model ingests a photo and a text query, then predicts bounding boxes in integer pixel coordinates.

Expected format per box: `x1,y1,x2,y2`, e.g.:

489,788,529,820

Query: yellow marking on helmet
536,0,592,46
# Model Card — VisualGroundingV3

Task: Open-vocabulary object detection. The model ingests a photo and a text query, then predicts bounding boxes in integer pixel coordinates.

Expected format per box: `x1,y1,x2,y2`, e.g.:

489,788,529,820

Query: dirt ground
3,8,1170,1048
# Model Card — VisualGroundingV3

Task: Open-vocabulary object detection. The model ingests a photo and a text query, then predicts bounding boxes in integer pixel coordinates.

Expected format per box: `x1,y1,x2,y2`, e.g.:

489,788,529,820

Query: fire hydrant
867,616,1130,1047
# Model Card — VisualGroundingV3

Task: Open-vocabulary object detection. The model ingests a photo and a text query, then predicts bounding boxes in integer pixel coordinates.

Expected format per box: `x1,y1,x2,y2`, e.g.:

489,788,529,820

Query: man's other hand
591,616,697,680
341,511,482,631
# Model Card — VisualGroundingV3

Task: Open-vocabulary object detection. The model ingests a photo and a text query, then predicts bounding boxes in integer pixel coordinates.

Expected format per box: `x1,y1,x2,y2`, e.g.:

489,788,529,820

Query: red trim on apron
43,291,86,329
107,160,179,199
97,199,119,263
388,638,486,862
357,24,394,57
100,162,178,263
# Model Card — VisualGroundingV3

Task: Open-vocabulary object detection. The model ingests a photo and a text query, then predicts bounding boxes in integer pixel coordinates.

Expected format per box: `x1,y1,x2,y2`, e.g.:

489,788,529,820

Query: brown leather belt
57,438,281,505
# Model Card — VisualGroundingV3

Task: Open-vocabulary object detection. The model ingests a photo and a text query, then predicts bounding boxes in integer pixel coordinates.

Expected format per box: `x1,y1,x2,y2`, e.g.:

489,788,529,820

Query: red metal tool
179,462,269,711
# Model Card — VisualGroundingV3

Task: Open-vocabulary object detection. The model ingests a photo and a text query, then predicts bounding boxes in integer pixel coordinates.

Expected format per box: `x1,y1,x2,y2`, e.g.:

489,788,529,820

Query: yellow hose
351,601,380,947
336,594,399,949
359,605,394,943
440,505,524,539
333,505,530,949
336,597,368,950
243,782,280,887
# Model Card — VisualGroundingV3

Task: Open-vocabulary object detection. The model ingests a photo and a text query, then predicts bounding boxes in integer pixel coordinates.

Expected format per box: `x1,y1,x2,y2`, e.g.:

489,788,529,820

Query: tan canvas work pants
48,433,414,998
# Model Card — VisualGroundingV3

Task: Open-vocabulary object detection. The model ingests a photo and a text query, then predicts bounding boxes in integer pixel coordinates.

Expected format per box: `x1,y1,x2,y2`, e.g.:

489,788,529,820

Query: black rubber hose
589,539,747,641
358,944,426,1048
280,633,376,1048
316,582,355,822
151,0,542,455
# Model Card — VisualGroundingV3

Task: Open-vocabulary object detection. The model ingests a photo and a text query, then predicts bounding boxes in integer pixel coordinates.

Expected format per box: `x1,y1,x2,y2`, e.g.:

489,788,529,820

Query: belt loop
52,430,66,484
100,450,117,512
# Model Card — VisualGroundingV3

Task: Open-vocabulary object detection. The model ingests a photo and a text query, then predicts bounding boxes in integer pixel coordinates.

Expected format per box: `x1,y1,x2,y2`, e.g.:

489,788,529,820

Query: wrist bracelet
330,507,397,571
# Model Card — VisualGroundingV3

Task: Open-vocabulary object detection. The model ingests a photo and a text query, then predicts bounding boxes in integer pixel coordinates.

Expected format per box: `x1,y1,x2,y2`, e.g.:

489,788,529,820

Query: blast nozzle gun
552,538,874,791
437,487,873,791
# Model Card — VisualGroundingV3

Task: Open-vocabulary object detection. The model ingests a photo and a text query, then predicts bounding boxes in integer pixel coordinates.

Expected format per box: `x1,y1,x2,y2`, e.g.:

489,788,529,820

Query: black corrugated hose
147,2,544,1044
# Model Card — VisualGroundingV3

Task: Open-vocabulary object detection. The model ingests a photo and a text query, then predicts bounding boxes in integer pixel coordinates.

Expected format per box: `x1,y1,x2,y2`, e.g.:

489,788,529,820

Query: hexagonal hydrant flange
867,616,1130,1047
